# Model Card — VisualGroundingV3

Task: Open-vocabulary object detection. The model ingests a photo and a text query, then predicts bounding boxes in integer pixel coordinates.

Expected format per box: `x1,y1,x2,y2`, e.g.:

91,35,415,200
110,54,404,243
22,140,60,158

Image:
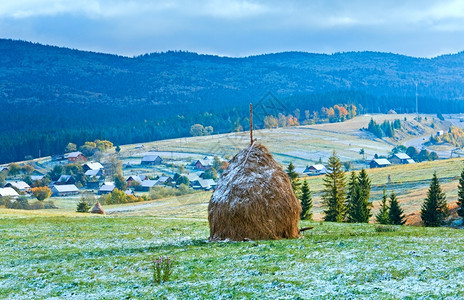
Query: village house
65,151,87,163
99,183,116,195
5,181,31,193
0,187,19,198
390,153,415,165
56,175,75,185
86,180,101,190
155,176,173,186
125,175,143,186
191,179,216,191
141,153,163,165
306,164,328,175
83,162,104,172
51,184,79,197
139,180,157,191
192,157,212,170
84,169,104,180
30,175,45,182
370,158,391,168
125,189,135,196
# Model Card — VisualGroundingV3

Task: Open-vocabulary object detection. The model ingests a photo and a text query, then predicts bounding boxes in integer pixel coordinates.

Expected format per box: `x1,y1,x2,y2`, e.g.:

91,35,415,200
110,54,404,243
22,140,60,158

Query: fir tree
376,190,390,224
357,168,372,222
345,171,359,222
388,192,405,225
322,150,346,222
346,169,372,223
286,162,301,195
76,197,90,213
299,180,313,220
421,172,448,227
457,168,464,218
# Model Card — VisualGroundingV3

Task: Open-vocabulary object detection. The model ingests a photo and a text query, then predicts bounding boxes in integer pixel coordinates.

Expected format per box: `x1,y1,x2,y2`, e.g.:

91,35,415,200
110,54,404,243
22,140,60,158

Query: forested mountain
1,39,464,163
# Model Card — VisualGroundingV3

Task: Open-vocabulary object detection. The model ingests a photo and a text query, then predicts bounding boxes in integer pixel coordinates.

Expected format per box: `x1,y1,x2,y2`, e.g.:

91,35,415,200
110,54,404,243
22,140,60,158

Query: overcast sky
1,0,464,57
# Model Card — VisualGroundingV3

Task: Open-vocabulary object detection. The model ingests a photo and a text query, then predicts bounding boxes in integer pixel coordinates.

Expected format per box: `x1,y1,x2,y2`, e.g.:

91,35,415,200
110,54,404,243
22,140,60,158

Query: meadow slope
1,215,464,299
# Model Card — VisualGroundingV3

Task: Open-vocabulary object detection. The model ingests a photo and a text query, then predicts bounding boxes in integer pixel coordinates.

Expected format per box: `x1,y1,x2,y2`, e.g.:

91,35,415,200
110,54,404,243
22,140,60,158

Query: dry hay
91,201,105,215
208,143,301,241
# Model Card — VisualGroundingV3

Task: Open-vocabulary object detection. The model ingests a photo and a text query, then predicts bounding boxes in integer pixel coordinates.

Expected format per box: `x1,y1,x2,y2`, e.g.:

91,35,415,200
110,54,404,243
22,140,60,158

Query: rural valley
3,2,464,297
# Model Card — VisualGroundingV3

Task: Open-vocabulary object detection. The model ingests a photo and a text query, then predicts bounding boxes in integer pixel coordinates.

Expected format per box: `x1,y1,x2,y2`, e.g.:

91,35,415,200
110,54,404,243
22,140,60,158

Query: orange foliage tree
32,186,52,201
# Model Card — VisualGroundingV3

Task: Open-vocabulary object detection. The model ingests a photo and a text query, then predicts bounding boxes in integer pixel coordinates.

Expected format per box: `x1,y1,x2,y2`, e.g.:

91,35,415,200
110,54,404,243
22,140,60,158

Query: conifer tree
76,197,90,213
346,169,372,223
388,192,405,225
322,150,346,222
299,180,313,220
421,172,448,227
457,168,464,218
346,171,359,222
376,190,390,224
286,162,301,195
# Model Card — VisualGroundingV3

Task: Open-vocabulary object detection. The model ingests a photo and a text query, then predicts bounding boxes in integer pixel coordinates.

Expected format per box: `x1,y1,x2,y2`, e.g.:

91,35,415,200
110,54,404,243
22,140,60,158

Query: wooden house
56,175,75,185
51,184,79,196
193,158,212,170
65,151,87,163
138,180,157,191
99,183,116,195
0,187,19,198
306,164,328,175
5,181,31,193
390,153,415,165
84,169,104,180
141,153,163,165
83,162,104,171
369,158,391,168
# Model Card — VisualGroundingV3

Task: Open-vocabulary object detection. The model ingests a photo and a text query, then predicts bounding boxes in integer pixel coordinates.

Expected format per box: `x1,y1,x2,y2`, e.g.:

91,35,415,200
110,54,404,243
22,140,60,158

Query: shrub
29,201,45,210
99,189,144,205
375,225,398,232
149,184,195,200
43,201,57,209
152,256,174,284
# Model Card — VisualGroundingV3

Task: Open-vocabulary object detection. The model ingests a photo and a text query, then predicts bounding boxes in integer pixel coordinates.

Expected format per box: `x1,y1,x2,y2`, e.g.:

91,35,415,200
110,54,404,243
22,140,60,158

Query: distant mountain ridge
1,38,464,163
2,38,464,109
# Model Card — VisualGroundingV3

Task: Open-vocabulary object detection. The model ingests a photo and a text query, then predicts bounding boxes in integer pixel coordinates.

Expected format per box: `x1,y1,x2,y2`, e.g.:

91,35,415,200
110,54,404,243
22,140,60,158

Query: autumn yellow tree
32,186,52,201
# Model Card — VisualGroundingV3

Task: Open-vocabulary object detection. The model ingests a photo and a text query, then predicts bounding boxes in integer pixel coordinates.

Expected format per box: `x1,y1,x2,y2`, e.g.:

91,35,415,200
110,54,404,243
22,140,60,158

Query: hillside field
3,114,464,298
116,113,457,168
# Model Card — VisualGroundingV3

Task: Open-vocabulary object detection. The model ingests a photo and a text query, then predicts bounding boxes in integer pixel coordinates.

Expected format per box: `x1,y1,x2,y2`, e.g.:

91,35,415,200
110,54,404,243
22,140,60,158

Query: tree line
287,151,459,227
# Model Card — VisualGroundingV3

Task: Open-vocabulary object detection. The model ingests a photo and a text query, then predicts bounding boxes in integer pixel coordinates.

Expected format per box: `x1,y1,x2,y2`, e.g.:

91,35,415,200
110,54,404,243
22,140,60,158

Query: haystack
208,143,301,241
91,201,105,215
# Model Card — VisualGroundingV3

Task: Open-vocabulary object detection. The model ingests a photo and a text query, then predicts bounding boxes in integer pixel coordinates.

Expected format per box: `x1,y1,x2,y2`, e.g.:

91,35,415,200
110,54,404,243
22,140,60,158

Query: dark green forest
2,39,464,163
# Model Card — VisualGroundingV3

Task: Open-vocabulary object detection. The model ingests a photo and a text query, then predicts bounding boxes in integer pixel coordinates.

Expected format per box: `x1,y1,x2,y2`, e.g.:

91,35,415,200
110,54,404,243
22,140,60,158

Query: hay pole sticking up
250,103,253,145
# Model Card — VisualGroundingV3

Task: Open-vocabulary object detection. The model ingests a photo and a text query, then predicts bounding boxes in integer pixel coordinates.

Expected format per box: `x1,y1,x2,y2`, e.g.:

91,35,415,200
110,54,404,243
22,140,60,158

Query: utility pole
250,103,254,145
415,82,419,121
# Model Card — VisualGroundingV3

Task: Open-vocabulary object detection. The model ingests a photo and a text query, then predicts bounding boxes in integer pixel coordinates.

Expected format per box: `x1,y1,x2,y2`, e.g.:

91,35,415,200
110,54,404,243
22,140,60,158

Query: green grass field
2,214,464,299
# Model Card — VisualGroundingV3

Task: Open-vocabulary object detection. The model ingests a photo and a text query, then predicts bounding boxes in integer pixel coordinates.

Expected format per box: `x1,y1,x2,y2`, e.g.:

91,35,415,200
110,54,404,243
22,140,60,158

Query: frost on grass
2,217,464,299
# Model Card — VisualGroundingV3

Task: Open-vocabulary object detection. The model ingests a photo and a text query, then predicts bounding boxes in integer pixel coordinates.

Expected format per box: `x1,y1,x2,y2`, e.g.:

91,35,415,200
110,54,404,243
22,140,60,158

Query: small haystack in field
91,201,105,215
208,143,301,241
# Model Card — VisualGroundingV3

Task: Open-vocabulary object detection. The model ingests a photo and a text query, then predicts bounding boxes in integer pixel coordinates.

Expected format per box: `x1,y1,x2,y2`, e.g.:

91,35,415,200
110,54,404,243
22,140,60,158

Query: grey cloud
1,0,464,57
